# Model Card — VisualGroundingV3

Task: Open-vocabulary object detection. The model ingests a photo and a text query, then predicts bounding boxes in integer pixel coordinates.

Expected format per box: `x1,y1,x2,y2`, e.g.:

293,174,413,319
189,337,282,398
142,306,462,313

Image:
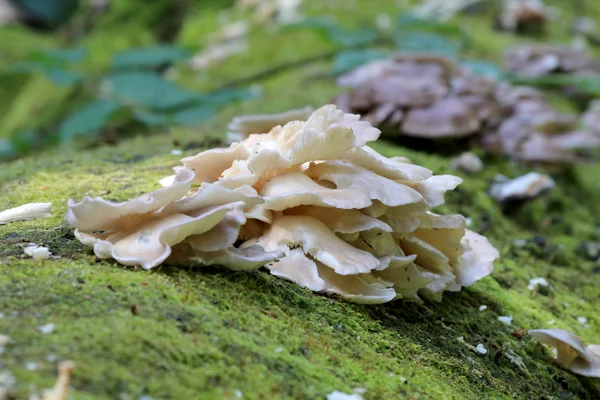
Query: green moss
1,1,600,399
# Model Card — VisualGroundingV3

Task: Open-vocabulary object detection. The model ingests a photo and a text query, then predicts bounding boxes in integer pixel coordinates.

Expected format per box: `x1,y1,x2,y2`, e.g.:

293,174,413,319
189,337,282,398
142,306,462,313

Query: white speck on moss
498,316,513,326
479,305,487,311
171,149,183,156
25,362,38,371
235,389,243,398
513,239,527,247
275,347,283,353
475,344,487,354
38,323,55,335
577,316,589,328
505,349,527,371
527,277,553,292
24,245,51,260
326,391,364,400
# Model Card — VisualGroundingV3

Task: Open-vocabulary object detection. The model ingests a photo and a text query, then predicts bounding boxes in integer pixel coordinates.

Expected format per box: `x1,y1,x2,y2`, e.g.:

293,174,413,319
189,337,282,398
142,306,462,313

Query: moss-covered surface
1,1,600,399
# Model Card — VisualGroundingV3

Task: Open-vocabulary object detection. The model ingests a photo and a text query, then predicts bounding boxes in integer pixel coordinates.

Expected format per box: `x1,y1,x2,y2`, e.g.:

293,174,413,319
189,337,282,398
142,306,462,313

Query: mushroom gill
67,105,498,304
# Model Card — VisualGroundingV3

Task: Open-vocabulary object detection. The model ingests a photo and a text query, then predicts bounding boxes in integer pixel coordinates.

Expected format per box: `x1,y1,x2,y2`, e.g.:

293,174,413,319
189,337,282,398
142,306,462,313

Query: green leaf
395,32,459,57
42,47,87,63
202,86,261,106
133,110,169,127
0,138,16,159
282,17,377,47
282,16,337,35
461,60,505,81
104,71,201,110
46,69,84,86
331,49,390,75
14,0,79,28
397,13,463,36
8,61,84,86
134,106,216,128
112,45,190,69
171,106,216,126
396,13,469,51
330,28,378,47
59,100,121,143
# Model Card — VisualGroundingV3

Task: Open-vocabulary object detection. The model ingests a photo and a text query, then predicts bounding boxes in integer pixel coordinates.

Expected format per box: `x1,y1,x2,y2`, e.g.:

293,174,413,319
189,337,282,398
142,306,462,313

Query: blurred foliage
2,0,600,162
0,42,259,160
13,0,79,30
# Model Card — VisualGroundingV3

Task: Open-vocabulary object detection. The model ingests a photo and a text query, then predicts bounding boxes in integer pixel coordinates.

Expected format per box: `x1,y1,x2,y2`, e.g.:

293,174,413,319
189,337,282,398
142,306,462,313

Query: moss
1,1,600,399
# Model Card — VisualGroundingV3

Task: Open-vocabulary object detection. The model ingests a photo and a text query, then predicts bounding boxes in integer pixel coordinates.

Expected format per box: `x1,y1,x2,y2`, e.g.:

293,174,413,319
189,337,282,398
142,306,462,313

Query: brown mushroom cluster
67,105,498,304
504,44,600,77
334,54,600,163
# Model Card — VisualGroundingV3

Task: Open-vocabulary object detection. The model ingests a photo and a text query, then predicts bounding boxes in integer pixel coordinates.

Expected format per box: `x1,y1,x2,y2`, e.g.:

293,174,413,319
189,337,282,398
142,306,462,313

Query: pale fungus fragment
24,245,51,260
450,152,483,173
0,202,52,224
497,0,551,34
475,343,488,354
68,105,498,304
38,361,75,400
528,329,600,377
489,172,554,203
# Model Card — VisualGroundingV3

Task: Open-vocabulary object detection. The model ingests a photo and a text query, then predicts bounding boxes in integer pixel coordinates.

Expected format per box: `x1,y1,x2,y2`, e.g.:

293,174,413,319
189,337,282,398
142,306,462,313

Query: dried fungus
67,105,498,304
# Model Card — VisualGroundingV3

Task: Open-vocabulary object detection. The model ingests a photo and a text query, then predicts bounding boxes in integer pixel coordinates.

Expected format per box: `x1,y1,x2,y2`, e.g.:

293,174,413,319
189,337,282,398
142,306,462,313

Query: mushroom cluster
67,105,499,304
334,54,600,163
333,54,502,140
504,44,600,77
481,85,600,162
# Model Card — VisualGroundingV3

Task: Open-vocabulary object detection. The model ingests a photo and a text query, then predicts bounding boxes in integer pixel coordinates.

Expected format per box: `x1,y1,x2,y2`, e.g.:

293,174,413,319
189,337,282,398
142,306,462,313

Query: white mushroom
529,329,600,377
68,104,498,304
227,106,315,143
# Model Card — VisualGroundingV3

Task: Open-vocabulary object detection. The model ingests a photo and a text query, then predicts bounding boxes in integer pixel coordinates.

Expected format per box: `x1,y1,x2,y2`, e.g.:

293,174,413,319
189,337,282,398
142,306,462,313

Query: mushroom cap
391,53,460,81
402,96,481,138
504,44,600,76
66,168,195,232
529,329,600,377
369,75,447,107
227,106,315,142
